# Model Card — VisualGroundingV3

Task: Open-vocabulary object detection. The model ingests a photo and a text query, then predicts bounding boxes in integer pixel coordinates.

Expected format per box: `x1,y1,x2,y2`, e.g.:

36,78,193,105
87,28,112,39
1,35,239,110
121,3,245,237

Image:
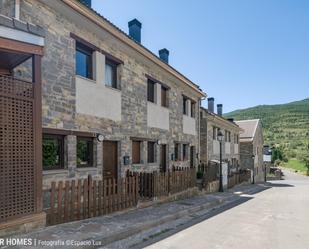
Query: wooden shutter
161,86,168,107
147,80,155,102
132,141,141,164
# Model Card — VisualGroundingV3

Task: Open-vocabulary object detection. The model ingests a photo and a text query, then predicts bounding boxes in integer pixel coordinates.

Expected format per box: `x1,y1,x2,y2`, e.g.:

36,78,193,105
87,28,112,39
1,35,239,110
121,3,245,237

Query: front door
103,141,118,180
190,146,194,168
160,145,167,172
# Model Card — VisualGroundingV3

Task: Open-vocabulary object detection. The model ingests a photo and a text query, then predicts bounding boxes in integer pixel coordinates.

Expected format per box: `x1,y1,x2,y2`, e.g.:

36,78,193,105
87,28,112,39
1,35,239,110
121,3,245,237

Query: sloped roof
235,119,260,141
201,107,243,131
56,0,205,96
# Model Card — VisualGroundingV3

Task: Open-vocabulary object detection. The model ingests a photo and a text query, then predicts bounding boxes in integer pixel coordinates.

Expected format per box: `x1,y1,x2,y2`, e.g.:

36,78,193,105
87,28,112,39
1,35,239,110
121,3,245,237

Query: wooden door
160,145,167,172
190,146,194,168
103,141,118,180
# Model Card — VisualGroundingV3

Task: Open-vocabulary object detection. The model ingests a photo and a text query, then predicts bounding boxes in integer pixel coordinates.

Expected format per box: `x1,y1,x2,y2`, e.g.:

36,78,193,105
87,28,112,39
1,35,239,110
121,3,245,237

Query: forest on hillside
225,99,309,164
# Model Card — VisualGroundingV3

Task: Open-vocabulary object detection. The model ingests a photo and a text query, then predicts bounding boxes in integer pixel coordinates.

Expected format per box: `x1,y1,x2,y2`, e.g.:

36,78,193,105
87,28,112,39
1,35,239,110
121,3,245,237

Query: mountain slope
225,98,309,158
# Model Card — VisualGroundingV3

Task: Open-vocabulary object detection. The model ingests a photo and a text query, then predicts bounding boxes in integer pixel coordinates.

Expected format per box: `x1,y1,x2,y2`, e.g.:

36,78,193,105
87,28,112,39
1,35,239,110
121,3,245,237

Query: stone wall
200,108,241,172
253,123,265,182
239,122,265,183
200,109,208,163
0,0,15,18
15,0,201,187
239,142,253,170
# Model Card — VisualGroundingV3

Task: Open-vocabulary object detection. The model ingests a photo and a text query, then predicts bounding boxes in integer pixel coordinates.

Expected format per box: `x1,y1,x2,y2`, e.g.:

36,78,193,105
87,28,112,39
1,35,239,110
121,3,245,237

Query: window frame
191,101,196,118
147,141,156,163
183,96,188,115
213,127,217,140
161,85,168,108
75,41,93,79
182,144,188,161
42,134,65,171
105,58,118,89
174,143,180,161
76,137,94,168
147,79,155,103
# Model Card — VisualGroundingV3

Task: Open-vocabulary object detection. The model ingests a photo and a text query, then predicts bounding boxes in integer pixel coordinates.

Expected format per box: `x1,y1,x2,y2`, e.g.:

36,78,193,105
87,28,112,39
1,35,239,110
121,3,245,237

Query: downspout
15,0,20,20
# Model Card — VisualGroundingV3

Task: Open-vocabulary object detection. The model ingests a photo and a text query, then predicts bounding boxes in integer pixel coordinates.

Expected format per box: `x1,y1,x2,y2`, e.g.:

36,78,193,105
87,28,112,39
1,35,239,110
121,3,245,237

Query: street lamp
217,130,224,192
251,154,255,184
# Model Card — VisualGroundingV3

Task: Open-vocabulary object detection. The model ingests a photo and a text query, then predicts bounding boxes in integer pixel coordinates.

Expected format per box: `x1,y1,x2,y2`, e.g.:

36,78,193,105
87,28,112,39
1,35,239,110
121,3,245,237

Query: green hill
225,98,309,159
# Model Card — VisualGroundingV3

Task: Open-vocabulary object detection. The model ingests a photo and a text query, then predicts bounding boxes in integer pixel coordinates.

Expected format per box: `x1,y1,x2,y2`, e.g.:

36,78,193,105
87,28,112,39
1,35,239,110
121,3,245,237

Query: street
146,170,309,249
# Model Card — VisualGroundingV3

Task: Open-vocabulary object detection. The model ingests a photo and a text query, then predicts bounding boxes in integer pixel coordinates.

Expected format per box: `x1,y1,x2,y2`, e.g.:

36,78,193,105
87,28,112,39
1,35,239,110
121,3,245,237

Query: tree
272,145,287,163
300,143,309,175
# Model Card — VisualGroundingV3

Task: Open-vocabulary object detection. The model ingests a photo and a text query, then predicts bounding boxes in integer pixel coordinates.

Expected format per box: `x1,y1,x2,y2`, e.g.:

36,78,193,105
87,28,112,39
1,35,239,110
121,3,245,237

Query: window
105,59,118,88
132,141,141,164
147,79,155,102
147,141,156,163
77,137,94,167
161,86,168,107
213,127,217,140
191,102,195,118
225,131,231,142
42,134,64,170
217,128,221,141
174,143,180,161
183,96,187,115
183,144,188,160
76,42,93,79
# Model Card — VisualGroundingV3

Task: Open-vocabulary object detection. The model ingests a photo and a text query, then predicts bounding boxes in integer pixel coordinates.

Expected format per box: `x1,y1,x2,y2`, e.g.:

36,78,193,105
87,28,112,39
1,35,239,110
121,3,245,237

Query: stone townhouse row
0,0,205,190
200,98,243,175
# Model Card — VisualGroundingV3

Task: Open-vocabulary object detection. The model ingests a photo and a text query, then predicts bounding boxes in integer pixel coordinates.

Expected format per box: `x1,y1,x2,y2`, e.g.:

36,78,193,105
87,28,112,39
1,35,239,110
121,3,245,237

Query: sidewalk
3,183,268,249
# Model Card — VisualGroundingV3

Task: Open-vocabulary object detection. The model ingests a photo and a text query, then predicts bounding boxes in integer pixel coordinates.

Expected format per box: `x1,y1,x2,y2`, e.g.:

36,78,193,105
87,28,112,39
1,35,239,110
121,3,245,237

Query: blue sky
92,0,309,113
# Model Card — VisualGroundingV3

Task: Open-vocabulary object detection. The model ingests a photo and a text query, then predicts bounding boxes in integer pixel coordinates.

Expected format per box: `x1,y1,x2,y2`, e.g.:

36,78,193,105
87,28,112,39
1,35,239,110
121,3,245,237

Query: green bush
274,159,282,167
196,171,204,179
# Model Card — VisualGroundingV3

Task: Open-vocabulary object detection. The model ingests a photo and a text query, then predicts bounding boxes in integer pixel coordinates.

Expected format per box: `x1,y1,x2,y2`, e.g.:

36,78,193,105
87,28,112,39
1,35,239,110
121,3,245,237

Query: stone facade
200,107,242,172
0,0,15,18
236,120,264,183
3,0,204,189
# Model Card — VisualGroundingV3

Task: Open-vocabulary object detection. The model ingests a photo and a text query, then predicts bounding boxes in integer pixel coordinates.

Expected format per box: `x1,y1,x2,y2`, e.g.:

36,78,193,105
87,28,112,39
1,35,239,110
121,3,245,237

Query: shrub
274,159,282,167
196,171,204,179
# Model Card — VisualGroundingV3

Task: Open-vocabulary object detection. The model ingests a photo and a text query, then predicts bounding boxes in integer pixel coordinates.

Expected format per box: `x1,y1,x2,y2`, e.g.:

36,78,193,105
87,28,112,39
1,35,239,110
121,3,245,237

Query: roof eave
59,0,206,97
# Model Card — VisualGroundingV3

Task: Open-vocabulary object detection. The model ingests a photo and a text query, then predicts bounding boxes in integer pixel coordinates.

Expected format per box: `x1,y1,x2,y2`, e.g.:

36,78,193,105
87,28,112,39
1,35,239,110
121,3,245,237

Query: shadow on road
266,182,294,188
133,188,267,249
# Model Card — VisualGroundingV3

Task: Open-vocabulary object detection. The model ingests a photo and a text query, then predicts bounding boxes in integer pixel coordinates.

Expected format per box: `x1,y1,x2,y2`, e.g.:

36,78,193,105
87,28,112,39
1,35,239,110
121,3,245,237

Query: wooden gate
0,75,36,222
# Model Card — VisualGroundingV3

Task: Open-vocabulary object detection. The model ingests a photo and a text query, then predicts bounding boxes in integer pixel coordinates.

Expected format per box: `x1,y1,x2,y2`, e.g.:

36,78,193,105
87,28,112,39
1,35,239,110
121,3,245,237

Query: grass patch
282,159,308,175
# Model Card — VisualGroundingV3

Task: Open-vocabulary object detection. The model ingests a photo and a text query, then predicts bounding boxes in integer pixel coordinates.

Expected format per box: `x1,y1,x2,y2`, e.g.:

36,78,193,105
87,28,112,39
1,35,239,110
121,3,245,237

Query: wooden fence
44,175,139,225
228,170,252,189
128,168,196,199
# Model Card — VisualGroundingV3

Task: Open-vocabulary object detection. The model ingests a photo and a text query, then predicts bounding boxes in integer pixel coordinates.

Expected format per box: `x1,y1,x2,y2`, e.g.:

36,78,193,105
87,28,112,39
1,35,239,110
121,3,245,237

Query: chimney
217,104,223,116
79,0,91,7
128,19,142,43
159,48,169,64
207,97,214,113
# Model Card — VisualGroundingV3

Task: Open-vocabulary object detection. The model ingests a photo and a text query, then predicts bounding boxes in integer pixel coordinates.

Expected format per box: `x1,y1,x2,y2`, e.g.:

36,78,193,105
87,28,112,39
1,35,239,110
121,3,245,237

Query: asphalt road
146,170,309,249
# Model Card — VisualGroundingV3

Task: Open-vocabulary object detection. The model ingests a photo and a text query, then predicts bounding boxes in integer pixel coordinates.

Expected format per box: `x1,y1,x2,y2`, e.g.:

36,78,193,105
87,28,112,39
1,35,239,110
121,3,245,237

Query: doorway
190,146,195,168
160,144,167,172
103,141,118,180
0,47,42,223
